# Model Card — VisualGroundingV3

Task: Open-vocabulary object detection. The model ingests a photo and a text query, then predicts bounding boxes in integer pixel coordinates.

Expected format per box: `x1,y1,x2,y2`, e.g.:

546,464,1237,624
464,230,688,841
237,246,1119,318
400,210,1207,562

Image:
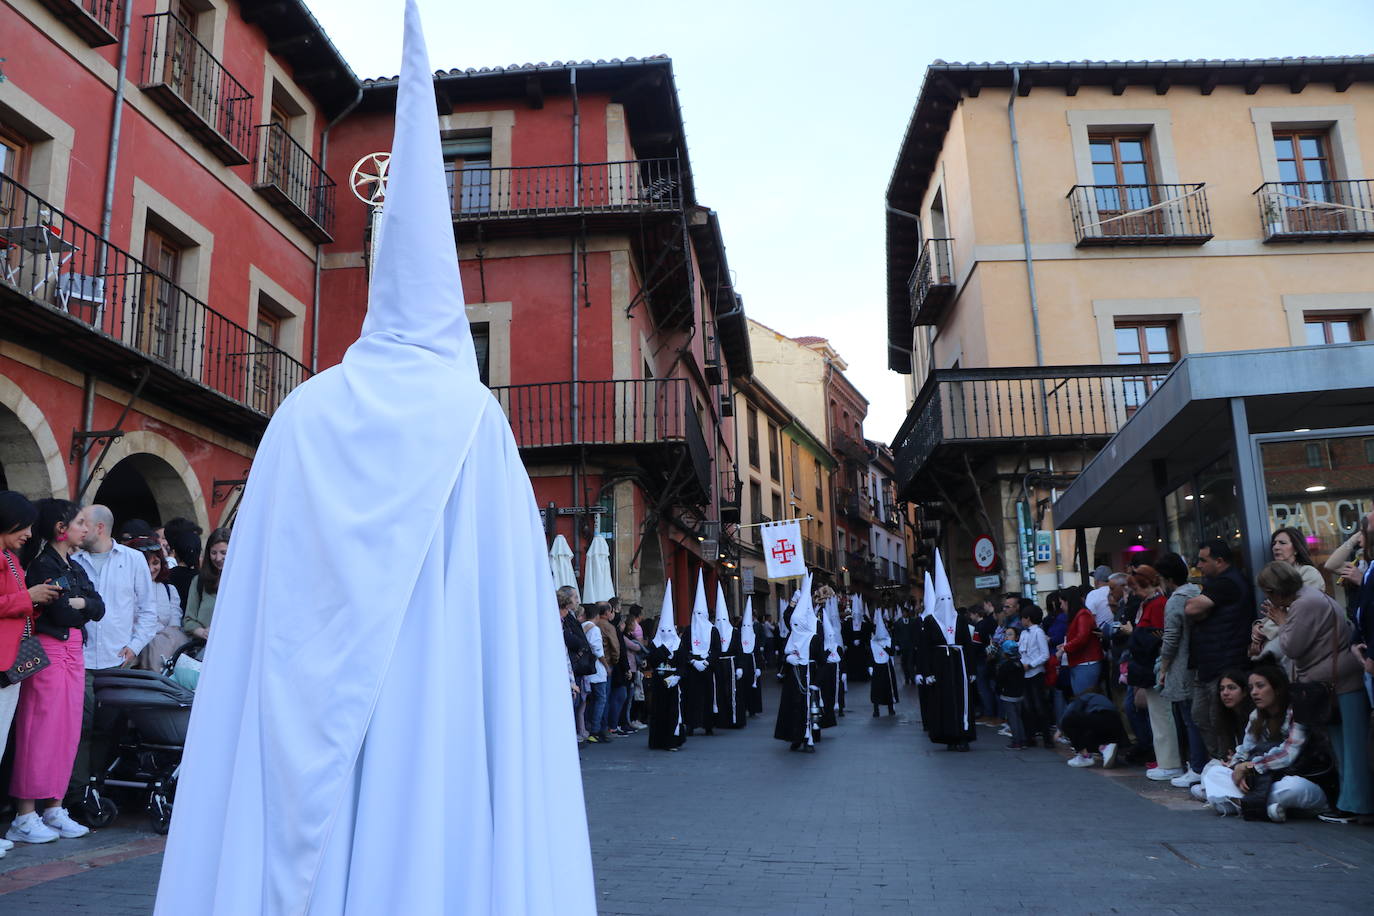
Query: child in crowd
996,629,1026,748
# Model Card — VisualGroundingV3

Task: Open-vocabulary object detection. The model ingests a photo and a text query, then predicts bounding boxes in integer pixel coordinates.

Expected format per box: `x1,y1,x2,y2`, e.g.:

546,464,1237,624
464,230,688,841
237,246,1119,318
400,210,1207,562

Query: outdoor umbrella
582,536,615,603
550,534,578,590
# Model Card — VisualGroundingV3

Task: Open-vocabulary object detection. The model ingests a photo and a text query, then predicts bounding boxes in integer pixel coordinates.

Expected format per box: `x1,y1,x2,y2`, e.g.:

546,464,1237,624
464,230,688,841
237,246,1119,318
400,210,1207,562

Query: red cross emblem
771,539,797,563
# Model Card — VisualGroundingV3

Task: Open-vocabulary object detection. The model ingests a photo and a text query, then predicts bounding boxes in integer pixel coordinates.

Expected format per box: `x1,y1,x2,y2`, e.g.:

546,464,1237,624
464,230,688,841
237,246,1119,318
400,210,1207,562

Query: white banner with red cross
761,520,806,580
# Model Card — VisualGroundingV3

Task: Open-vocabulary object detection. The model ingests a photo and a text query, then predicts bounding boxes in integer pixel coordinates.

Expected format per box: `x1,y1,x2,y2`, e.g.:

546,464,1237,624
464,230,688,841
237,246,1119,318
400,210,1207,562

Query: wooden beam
267,33,317,55
1017,73,1033,96
1155,75,1171,95
292,67,339,85
1199,72,1219,95
1290,69,1310,93
1244,72,1263,95
967,78,981,97
524,74,544,109
1064,74,1080,96
1334,70,1354,92
240,2,290,26
1111,76,1127,96
434,86,453,116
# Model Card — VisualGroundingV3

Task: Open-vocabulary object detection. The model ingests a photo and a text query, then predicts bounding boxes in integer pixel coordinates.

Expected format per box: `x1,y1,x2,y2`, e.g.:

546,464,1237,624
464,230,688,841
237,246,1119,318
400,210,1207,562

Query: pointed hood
922,570,935,619
932,549,957,645
653,580,679,653
740,597,755,654
689,570,713,659
358,0,477,373
851,593,865,630
822,594,842,654
871,598,892,664
784,573,816,658
713,581,734,652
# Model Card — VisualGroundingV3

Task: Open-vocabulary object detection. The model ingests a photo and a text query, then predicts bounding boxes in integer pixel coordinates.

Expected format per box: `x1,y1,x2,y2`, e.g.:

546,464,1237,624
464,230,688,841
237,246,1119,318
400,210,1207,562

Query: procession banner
762,520,806,580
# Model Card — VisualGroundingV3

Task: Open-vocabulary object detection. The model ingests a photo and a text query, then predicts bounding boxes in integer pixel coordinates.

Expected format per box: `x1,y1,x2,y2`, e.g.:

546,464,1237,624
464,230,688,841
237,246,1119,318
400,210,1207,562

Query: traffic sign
972,535,997,572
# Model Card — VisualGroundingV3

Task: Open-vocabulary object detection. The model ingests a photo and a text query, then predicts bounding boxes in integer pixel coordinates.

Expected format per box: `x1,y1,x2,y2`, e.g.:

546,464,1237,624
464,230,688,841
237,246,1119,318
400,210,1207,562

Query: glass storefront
1197,451,1243,564
1260,431,1374,579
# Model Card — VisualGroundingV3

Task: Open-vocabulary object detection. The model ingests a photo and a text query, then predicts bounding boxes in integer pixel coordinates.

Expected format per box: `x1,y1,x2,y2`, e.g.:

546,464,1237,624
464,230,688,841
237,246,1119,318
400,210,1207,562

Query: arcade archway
0,374,68,499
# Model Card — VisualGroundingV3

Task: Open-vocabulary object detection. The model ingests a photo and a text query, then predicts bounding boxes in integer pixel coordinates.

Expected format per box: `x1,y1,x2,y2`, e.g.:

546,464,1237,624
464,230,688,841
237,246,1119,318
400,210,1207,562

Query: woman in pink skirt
9,500,105,845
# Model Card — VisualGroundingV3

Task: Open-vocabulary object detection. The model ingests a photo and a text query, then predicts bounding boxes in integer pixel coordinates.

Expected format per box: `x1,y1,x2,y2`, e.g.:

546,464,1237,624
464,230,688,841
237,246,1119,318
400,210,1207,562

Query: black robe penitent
842,618,871,682
683,628,719,734
713,629,747,729
869,653,899,709
815,635,840,728
644,641,687,750
917,616,977,745
739,644,764,716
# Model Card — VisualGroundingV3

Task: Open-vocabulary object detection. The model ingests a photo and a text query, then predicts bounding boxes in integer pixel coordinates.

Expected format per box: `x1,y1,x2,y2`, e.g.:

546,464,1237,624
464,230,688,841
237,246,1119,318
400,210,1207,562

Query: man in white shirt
580,605,610,743
1085,566,1127,631
68,504,159,803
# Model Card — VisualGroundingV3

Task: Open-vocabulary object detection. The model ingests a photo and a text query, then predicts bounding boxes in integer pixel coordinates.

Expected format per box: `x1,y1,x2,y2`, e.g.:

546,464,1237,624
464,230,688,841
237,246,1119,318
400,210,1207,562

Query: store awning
1054,343,1374,529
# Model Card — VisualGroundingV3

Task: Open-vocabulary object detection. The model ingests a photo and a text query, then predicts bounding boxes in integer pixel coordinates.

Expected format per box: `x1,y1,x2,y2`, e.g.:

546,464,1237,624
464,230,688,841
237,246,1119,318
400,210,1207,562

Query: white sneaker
1267,802,1286,823
1147,767,1185,782
1100,743,1119,769
1171,768,1202,788
1190,783,1207,802
41,807,90,839
0,835,13,851
1067,753,1096,768
7,812,59,844
997,725,1013,737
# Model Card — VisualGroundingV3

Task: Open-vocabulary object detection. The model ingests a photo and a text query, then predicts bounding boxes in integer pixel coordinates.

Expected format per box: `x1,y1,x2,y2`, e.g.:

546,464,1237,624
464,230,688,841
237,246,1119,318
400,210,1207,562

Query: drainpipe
569,67,581,546
311,85,364,372
75,375,97,499
98,0,135,242
1007,68,1044,370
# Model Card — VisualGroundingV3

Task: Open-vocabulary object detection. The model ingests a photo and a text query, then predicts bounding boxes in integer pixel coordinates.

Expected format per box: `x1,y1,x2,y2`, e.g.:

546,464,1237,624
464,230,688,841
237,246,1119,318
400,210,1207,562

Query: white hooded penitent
550,533,578,591
871,601,892,665
582,535,614,603
653,580,679,653
153,2,595,912
784,574,816,660
922,569,936,619
932,548,958,645
689,569,713,659
714,580,734,650
740,596,755,654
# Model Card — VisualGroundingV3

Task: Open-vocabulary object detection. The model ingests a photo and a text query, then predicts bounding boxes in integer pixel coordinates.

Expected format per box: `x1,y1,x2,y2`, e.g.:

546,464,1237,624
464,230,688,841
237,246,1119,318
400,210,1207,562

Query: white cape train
153,2,596,912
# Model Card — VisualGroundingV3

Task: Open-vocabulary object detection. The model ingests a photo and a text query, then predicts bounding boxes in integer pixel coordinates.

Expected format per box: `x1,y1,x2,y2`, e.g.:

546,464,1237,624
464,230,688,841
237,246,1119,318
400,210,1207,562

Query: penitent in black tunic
712,629,748,729
644,641,687,750
916,615,977,746
683,628,719,734
738,641,763,716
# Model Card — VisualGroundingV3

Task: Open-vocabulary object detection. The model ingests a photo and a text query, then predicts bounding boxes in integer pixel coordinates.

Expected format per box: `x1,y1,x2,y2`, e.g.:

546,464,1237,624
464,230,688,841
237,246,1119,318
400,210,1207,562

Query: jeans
1068,661,1101,697
976,664,997,718
1000,698,1025,743
1191,675,1224,760
1176,699,1208,773
606,684,628,733
586,681,609,736
1124,686,1153,752
1328,689,1374,815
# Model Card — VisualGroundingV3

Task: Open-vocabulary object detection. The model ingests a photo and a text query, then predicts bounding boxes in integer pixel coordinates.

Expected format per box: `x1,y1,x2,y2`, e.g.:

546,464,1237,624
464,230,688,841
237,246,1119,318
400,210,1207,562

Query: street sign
974,574,1001,590
1035,530,1053,563
741,567,755,593
972,535,997,572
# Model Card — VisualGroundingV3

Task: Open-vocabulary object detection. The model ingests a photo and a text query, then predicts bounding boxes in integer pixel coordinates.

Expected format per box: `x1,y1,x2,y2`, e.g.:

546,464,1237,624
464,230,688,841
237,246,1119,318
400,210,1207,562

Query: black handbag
1239,770,1277,821
2,615,50,686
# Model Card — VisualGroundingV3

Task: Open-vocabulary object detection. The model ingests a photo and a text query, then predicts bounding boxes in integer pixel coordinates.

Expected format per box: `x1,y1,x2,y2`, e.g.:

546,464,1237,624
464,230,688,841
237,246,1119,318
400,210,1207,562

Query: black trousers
1021,672,1050,739
1060,706,1128,754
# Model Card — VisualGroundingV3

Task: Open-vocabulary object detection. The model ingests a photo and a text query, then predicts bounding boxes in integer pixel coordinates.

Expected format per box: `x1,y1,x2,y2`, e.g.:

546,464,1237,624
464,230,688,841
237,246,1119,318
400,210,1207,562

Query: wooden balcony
1067,183,1212,247
0,173,308,440
37,0,121,46
831,429,871,465
907,237,955,325
1255,180,1374,241
891,363,1173,499
490,378,711,503
139,13,254,166
252,123,336,242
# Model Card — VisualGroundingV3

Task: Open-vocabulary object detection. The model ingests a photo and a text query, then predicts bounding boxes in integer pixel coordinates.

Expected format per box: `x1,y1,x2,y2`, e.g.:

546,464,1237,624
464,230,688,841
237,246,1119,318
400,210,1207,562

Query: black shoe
888,706,896,716
789,741,802,751
956,742,971,752
873,707,880,718
801,745,816,753
705,729,714,736
1042,736,1055,749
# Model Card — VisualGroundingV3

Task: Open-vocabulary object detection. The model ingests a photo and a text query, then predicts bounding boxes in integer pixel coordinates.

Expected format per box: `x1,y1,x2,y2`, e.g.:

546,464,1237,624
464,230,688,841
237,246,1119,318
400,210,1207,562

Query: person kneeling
1059,690,1126,768
1202,665,1333,823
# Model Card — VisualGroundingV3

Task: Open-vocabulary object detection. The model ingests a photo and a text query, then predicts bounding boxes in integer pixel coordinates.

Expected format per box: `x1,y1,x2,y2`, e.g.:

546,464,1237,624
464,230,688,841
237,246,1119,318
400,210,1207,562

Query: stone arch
89,429,209,533
0,373,68,498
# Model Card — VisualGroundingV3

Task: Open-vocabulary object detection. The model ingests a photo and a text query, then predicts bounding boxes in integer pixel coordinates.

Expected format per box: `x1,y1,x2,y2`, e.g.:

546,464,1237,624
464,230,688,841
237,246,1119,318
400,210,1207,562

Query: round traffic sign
972,535,997,572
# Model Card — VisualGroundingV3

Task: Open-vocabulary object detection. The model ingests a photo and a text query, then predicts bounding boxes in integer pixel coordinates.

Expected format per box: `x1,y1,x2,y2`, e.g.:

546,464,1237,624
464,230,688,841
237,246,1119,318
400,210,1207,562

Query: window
140,226,184,363
1304,313,1364,345
443,134,492,214
1115,320,1178,409
1273,130,1343,232
749,480,763,525
771,491,783,522
1306,443,1323,468
250,299,285,411
767,422,781,482
789,441,801,497
472,323,490,386
814,458,824,509
747,406,760,469
1365,439,1374,466
0,124,28,225
1089,133,1158,234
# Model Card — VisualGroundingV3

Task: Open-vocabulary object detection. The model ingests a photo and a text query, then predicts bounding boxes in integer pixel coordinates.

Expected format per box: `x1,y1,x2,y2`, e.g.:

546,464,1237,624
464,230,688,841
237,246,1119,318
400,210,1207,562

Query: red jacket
1137,594,1166,630
1062,607,1104,666
1,549,37,669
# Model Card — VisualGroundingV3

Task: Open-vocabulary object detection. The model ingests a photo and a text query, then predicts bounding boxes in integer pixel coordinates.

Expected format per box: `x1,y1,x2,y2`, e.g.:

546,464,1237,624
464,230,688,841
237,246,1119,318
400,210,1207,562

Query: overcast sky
310,0,1374,442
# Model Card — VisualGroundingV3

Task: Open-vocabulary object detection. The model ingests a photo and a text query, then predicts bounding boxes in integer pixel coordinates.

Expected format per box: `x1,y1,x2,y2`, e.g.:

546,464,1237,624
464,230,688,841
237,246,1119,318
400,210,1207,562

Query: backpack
563,614,597,677
1124,626,1164,688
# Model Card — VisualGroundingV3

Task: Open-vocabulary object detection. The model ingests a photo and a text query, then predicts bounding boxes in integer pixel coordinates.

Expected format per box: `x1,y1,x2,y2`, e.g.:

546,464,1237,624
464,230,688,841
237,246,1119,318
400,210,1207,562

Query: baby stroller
81,646,197,834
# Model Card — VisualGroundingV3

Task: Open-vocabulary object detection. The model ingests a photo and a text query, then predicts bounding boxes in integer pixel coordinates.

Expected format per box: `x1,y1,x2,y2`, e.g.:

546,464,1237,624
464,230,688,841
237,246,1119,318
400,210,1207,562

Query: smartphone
52,575,71,592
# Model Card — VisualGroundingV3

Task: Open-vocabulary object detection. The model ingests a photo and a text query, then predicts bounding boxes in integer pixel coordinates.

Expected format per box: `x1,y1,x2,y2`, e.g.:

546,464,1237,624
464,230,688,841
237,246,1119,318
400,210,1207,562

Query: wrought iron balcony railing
0,172,309,418
1067,183,1212,246
836,488,865,523
37,0,121,45
252,123,336,242
449,158,682,220
907,237,955,325
1255,180,1374,241
802,537,834,573
139,13,254,165
831,429,871,464
891,363,1173,497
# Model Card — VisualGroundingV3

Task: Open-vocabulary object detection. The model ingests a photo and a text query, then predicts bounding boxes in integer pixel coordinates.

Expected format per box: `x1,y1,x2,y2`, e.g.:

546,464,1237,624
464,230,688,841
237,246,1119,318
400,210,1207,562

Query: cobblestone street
3,681,1373,914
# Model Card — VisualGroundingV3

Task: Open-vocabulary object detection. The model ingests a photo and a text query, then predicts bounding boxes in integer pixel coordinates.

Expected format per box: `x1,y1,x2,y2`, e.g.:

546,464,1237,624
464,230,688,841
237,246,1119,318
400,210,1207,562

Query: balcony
845,550,876,584
450,159,682,223
139,13,254,166
891,363,1172,499
802,537,834,573
252,124,336,242
0,173,308,439
37,0,121,46
1255,180,1374,242
907,237,955,325
719,474,741,523
1067,183,1212,247
831,429,871,464
836,488,865,524
490,378,711,502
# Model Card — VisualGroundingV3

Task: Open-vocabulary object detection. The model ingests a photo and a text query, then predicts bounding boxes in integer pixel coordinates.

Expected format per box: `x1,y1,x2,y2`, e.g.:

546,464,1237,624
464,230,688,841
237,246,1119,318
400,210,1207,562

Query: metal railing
1067,183,1212,245
450,159,682,219
140,13,254,161
0,172,308,415
891,363,1174,494
836,488,865,523
907,237,954,323
831,429,870,464
37,0,122,43
803,537,834,572
1255,179,1374,240
253,123,336,240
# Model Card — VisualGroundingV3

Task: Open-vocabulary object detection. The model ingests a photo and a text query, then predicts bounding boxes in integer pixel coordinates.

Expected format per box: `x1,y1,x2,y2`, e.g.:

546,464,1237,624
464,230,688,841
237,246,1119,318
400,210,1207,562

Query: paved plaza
2,681,1373,914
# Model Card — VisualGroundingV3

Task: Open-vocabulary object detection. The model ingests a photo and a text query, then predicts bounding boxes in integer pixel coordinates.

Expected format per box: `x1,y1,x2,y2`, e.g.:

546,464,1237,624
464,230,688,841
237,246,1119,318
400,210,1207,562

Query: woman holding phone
8,500,105,845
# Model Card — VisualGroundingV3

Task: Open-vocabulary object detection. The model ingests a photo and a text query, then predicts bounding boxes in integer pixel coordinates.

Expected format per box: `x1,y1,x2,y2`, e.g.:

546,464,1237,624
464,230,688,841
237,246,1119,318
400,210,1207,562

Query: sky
308,0,1374,443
